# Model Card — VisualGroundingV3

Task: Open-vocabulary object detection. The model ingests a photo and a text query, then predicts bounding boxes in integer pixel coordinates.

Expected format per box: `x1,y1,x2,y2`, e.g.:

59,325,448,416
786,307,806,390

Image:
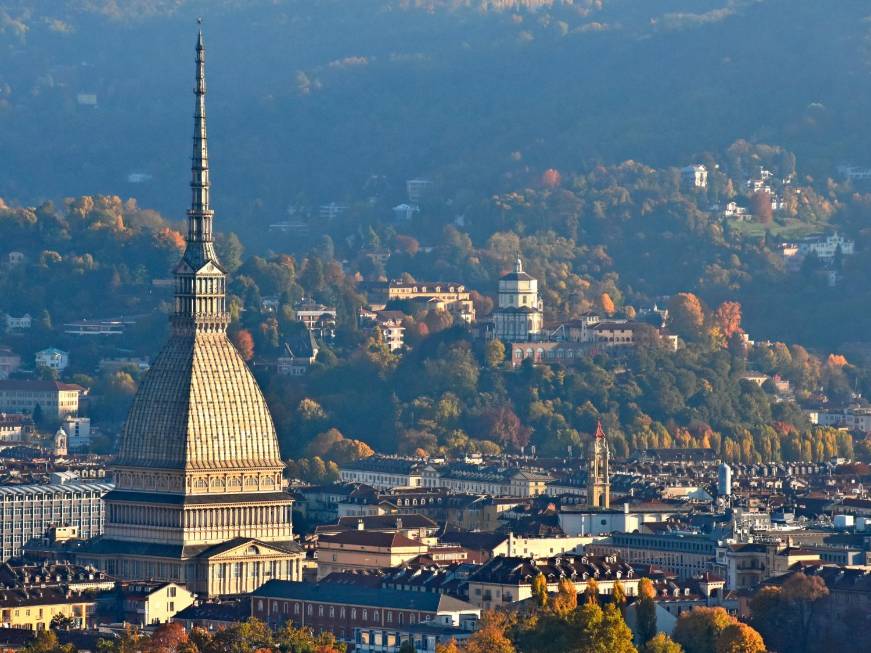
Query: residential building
35,348,68,372
293,299,337,340
382,281,475,324
340,458,425,490
62,417,91,451
0,413,34,445
591,321,639,347
392,203,419,223
5,314,31,331
0,380,83,419
509,341,592,368
117,581,197,626
75,32,304,597
0,481,111,560
493,259,543,342
97,357,150,374
722,542,820,590
406,179,434,204
681,164,708,189
315,530,429,579
586,532,721,580
466,553,638,610
0,588,98,630
319,202,347,220
251,580,480,646
276,332,319,376
0,347,21,380
63,320,130,336
359,308,406,351
557,504,684,537
431,465,551,498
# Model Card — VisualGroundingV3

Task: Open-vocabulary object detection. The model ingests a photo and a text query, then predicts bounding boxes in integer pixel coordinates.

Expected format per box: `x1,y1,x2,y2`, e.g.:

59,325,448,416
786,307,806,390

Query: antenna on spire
197,16,203,25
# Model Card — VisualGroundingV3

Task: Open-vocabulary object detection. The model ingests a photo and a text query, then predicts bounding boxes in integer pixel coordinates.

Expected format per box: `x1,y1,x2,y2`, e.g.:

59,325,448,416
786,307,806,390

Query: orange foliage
827,353,848,367
542,168,562,189
714,301,743,338
158,226,186,252
599,292,616,315
232,329,255,361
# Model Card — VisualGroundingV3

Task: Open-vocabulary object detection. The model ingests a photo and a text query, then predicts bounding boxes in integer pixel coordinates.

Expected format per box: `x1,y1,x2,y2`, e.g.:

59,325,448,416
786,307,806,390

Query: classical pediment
197,538,300,561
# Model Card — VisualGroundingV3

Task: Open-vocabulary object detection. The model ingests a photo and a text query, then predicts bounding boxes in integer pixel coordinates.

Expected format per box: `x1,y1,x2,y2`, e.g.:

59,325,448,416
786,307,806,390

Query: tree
713,302,743,339
598,603,639,653
673,607,735,653
24,630,75,653
644,633,684,653
600,292,616,315
464,612,515,653
435,640,462,653
532,572,549,609
667,293,705,342
216,232,244,272
148,622,189,653
274,621,346,653
542,168,562,188
552,578,578,617
750,572,828,653
714,623,765,653
232,329,255,361
584,578,599,605
636,578,658,648
485,339,506,368
612,580,627,612
567,601,637,653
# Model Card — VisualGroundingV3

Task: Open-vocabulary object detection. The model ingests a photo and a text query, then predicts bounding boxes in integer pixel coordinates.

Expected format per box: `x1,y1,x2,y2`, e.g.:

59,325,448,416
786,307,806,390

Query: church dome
116,332,283,471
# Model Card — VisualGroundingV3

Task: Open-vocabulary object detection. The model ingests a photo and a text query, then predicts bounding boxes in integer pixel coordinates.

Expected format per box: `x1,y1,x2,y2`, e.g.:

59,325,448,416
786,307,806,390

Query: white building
493,258,544,342
35,348,69,371
798,232,854,261
62,416,92,451
406,179,434,204
681,164,708,189
392,203,419,222
0,482,112,560
5,314,31,330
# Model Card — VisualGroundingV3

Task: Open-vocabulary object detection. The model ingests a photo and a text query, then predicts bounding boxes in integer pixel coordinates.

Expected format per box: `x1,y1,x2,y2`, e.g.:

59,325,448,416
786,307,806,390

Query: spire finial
515,256,523,273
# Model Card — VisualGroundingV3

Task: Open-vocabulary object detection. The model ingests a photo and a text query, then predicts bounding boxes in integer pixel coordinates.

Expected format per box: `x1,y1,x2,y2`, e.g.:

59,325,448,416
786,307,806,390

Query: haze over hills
0,0,869,227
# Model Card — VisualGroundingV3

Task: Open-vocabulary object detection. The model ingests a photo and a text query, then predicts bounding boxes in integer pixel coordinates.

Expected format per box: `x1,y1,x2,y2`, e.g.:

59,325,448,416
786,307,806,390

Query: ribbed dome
116,332,283,471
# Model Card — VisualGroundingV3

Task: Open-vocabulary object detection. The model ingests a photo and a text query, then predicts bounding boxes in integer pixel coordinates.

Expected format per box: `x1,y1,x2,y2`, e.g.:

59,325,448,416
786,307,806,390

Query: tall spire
188,26,212,239
172,26,228,335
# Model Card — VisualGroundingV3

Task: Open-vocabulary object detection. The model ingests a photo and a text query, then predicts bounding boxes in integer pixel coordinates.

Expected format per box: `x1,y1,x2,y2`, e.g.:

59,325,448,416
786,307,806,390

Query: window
294,603,300,614
362,609,368,620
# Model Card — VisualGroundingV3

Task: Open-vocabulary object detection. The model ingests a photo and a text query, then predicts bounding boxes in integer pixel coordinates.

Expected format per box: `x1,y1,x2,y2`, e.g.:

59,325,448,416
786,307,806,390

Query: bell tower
587,420,610,508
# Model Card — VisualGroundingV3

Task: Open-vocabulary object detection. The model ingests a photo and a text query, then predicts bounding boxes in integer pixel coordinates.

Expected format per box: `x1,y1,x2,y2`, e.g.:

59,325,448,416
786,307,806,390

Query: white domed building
493,258,544,341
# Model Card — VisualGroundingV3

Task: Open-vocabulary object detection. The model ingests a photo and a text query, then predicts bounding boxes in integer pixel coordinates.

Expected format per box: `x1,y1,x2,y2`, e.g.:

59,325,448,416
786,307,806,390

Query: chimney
396,517,403,530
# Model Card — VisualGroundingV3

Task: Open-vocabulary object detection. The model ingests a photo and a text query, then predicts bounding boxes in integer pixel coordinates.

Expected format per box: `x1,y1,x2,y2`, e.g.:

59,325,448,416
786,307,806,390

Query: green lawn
728,218,826,240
